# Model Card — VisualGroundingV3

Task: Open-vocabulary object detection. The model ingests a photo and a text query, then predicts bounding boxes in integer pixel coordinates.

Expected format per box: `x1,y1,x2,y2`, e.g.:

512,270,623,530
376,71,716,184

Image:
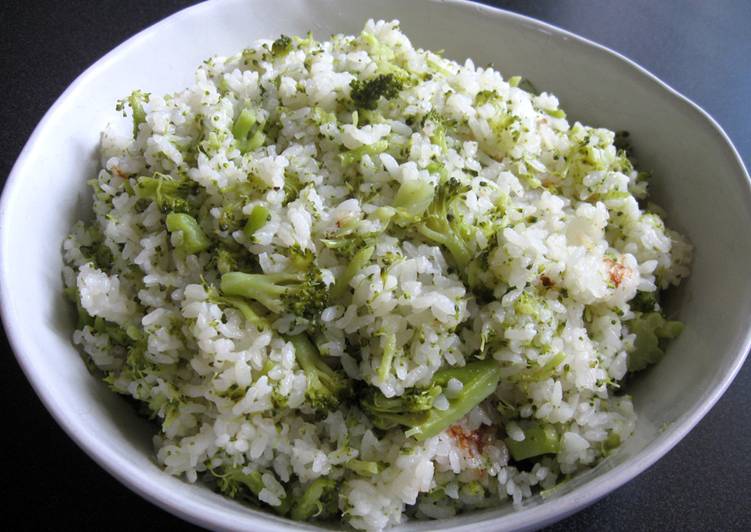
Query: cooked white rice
62,20,691,530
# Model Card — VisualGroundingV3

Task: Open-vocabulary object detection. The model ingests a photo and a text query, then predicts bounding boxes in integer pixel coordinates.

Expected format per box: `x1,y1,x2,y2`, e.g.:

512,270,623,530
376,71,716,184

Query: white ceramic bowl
2,0,750,530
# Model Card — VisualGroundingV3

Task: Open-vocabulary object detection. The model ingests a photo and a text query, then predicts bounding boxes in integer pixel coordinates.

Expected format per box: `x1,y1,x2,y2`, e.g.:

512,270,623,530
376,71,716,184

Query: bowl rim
2,0,750,530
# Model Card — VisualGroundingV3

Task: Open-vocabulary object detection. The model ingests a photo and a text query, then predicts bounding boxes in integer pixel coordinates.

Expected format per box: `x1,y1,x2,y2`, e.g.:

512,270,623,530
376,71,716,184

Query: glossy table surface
1,0,749,530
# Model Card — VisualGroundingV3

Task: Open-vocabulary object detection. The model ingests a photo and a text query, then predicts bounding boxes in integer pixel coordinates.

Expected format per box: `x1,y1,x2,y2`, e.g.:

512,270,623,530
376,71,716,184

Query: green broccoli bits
627,311,684,372
504,422,560,461
165,212,210,254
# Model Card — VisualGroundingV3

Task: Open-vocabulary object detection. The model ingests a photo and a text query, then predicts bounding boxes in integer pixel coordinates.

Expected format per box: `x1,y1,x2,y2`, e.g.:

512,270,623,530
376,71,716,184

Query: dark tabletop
1,1,749,530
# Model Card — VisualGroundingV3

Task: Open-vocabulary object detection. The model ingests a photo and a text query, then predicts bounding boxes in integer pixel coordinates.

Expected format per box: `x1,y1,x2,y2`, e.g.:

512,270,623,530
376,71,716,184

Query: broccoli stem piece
243,205,271,239
213,294,271,330
330,245,374,300
360,360,501,441
339,139,389,167
393,180,435,218
508,352,566,384
290,478,338,521
116,90,149,138
232,108,257,140
417,222,473,268
245,130,267,152
345,459,381,477
361,360,501,441
165,212,211,254
376,331,397,382
221,271,300,314
404,360,502,441
232,107,266,154
289,334,348,411
220,269,327,321
504,422,559,461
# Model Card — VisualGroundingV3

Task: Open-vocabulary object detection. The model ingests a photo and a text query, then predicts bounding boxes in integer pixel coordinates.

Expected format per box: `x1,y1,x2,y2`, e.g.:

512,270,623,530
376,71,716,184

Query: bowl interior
2,0,750,530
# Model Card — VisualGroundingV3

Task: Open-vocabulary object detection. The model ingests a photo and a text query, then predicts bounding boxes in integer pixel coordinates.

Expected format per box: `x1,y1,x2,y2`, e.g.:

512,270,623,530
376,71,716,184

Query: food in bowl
62,20,691,530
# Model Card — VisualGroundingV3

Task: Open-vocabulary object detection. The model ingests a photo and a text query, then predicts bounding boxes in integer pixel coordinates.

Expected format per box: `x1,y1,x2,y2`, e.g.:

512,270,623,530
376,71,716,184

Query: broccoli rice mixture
62,20,691,530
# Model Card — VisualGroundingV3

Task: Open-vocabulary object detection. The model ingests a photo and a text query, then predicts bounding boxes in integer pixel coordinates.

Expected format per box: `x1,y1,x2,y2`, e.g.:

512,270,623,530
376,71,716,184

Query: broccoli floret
210,466,289,515
78,231,114,271
415,177,475,268
422,110,451,153
350,73,403,110
290,478,338,522
220,269,328,323
134,173,196,213
361,384,440,430
627,311,683,372
289,334,349,411
630,289,659,313
330,245,374,301
116,89,149,138
360,360,502,441
271,35,293,57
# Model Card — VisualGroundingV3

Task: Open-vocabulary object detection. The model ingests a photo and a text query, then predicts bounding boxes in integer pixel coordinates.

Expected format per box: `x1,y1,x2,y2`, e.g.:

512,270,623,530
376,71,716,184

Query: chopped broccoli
600,431,621,456
215,247,238,274
220,269,328,323
627,311,683,372
79,236,114,271
232,107,266,154
393,179,435,219
339,139,389,167
283,170,303,205
415,177,475,268
508,75,538,95
508,352,566,384
330,245,374,301
116,89,149,138
290,478,338,521
64,286,94,329
209,289,272,331
211,466,289,515
243,204,271,239
350,73,403,110
513,291,544,319
271,35,293,57
289,334,349,411
504,421,559,461
345,459,381,477
360,360,502,441
232,107,256,140
630,289,659,313
361,384,441,430
165,212,211,254
422,110,450,153
134,173,196,213
376,330,398,382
